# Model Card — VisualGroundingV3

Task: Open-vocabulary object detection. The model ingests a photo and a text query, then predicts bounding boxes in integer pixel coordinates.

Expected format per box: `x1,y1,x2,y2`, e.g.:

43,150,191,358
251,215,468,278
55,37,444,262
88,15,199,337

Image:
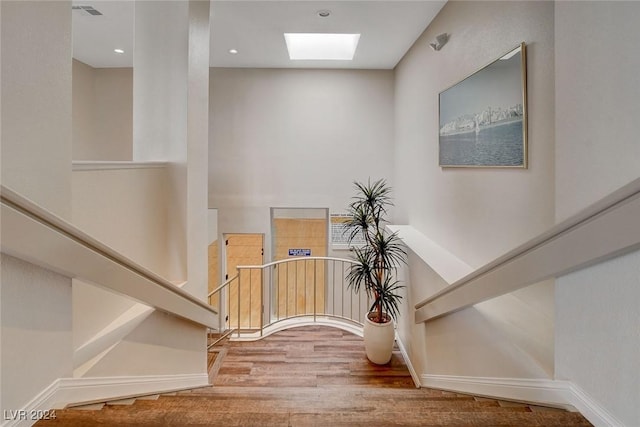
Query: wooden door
273,218,327,317
225,234,263,330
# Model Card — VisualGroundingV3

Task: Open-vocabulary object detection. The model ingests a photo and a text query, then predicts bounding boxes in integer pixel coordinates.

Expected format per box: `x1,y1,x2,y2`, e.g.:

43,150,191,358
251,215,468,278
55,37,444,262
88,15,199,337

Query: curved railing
207,257,369,339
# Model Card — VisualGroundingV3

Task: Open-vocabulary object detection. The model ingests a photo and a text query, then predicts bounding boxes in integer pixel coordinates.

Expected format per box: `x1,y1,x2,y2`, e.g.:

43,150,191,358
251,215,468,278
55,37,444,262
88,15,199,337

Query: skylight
284,33,360,61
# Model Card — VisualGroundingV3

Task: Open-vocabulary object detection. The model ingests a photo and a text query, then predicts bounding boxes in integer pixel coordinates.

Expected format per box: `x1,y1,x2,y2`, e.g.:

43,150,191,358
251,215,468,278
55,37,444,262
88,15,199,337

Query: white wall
0,1,73,415
554,2,640,224
554,2,640,425
1,255,73,416
209,68,395,261
73,1,210,291
556,250,640,426
1,0,72,220
72,280,138,351
1,0,211,411
393,1,556,379
80,311,205,378
133,1,188,163
69,0,211,383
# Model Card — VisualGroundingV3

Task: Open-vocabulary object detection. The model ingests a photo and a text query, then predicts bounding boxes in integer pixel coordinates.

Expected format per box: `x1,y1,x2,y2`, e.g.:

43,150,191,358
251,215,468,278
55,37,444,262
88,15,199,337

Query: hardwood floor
36,326,592,426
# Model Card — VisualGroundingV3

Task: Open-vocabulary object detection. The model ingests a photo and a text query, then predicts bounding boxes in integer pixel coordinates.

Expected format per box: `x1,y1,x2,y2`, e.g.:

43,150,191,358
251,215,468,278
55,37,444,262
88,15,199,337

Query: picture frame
439,42,527,168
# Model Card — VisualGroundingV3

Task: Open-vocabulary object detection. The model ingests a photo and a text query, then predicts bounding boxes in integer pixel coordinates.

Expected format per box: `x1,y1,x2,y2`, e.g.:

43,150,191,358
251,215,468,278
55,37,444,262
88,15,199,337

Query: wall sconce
429,33,449,51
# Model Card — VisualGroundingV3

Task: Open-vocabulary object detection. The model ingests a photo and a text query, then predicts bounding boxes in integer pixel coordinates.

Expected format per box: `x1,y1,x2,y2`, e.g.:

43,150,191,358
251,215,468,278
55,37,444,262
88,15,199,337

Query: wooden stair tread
35,326,592,427
105,398,137,405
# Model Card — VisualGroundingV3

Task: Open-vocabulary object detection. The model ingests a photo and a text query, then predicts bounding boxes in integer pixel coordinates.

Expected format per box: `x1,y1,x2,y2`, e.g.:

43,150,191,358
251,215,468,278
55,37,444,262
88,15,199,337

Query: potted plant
345,179,407,365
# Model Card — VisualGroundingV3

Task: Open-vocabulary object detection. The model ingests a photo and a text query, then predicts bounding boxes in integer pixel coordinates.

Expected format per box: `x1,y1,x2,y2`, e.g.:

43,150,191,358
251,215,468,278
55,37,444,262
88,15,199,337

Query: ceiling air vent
71,5,103,16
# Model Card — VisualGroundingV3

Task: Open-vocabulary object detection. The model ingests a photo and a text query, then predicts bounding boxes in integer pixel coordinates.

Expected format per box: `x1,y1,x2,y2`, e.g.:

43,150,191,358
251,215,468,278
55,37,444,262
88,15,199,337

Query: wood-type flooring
36,325,592,426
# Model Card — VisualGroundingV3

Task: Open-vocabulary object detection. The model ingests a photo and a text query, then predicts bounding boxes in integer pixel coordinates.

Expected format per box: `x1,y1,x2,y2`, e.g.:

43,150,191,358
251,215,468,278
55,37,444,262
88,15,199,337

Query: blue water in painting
439,120,523,166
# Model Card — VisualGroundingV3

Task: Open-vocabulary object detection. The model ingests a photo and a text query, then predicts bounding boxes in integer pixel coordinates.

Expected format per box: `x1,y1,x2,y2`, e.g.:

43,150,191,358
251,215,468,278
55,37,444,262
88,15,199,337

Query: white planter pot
363,313,395,365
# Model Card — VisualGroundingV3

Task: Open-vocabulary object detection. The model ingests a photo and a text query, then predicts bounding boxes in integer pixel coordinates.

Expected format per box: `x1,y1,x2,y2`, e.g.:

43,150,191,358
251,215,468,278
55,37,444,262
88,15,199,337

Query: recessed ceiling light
284,33,360,60
114,48,124,54
317,10,331,18
228,49,238,55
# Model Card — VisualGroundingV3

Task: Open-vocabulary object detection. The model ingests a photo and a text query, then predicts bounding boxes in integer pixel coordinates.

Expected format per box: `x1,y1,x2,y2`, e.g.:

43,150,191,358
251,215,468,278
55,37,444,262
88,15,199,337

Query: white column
133,1,189,281
133,0,210,292
186,0,210,298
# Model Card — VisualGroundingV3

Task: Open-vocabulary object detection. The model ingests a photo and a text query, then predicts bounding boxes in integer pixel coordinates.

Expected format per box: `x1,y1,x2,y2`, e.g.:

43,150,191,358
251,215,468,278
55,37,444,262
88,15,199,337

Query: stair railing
206,273,238,346
207,257,369,340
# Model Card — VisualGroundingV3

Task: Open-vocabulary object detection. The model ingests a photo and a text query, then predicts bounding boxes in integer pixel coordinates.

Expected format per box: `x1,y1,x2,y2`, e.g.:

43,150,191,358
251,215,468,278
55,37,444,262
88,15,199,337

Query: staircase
35,326,592,426
206,328,233,383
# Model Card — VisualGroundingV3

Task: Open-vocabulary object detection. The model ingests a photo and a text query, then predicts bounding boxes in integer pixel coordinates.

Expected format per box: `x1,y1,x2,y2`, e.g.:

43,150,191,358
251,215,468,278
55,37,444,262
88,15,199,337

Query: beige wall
72,60,133,160
71,167,171,278
393,1,555,379
72,60,95,159
554,2,640,425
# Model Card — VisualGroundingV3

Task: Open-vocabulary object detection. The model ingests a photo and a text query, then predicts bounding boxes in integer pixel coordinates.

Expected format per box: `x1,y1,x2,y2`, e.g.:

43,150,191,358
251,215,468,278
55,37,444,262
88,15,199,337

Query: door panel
273,218,327,317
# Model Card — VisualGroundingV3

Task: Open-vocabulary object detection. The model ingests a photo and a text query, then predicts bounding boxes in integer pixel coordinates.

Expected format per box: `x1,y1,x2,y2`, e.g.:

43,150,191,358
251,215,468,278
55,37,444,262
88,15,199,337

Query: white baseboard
421,374,623,427
394,333,421,388
421,374,573,409
2,373,209,427
4,369,622,427
566,382,624,427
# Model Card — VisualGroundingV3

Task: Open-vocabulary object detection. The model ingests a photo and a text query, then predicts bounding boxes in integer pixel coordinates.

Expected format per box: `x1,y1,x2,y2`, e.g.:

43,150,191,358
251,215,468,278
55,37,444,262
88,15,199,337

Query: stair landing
36,326,592,426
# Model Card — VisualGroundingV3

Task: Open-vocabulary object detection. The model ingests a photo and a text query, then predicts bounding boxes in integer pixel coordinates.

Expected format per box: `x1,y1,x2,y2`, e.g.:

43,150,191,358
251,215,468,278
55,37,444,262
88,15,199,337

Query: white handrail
72,161,167,171
413,176,640,322
207,273,239,298
206,257,358,299
1,185,218,327
237,256,358,270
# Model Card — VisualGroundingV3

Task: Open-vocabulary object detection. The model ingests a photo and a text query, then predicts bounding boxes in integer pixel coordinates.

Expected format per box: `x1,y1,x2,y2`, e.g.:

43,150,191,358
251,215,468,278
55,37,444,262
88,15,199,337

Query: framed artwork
439,43,527,168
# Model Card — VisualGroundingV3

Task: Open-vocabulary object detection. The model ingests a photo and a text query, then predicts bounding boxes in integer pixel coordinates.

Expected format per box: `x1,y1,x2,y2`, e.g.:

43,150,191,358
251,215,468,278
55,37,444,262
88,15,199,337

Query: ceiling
72,1,446,70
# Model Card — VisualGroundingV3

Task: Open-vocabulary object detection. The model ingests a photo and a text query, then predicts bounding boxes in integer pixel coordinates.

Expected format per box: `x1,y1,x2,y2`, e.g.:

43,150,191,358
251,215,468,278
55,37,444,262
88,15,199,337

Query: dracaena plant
345,179,407,324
